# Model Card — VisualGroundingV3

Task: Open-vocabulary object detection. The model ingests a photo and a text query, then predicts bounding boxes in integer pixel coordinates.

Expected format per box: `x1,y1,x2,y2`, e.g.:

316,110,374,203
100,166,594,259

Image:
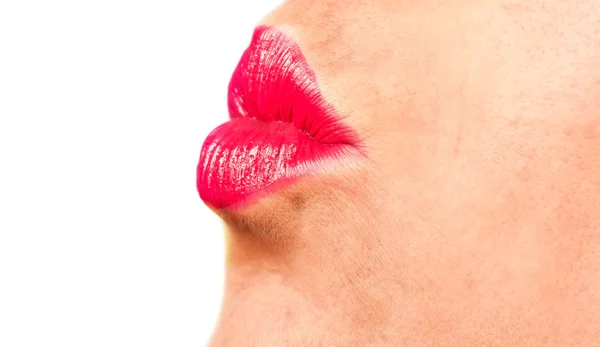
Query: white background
0,1,283,345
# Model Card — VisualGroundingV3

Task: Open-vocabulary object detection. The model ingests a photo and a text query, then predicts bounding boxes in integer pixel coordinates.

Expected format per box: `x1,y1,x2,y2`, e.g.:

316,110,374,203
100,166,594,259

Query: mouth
197,26,361,209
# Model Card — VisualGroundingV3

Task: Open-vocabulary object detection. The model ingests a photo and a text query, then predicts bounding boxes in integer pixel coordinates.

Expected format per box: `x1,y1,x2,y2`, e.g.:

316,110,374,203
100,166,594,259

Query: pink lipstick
197,26,361,209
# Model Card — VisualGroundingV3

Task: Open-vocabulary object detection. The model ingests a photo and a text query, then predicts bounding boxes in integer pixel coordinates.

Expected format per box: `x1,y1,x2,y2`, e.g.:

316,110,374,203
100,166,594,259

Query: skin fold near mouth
197,26,363,209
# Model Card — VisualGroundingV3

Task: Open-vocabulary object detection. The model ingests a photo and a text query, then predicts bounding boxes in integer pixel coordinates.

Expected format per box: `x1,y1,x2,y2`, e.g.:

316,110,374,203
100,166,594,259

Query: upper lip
226,25,360,147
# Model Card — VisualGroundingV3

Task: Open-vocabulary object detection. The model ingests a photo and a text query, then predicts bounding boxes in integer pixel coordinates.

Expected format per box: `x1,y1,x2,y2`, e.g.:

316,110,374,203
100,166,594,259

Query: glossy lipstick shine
197,26,360,209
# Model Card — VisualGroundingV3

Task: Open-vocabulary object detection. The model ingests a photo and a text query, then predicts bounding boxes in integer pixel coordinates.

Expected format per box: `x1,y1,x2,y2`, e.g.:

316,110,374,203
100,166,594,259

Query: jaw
208,157,600,346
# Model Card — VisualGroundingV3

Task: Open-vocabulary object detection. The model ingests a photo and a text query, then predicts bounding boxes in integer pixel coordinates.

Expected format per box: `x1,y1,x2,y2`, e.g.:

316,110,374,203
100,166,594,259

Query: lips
197,26,361,209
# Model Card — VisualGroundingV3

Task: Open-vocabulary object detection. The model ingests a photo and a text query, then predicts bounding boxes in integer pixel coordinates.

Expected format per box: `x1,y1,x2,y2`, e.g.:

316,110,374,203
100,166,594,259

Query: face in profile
198,0,600,345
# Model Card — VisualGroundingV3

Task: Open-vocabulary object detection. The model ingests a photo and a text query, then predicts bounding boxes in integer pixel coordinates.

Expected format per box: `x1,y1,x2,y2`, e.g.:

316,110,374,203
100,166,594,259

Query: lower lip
197,118,356,209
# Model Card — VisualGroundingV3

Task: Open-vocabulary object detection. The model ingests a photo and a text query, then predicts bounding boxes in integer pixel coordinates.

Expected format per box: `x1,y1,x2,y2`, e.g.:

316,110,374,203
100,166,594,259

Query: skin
208,0,600,345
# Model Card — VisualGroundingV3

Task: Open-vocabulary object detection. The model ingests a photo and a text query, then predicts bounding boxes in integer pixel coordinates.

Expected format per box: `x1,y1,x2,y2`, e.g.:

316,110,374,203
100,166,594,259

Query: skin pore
208,0,600,345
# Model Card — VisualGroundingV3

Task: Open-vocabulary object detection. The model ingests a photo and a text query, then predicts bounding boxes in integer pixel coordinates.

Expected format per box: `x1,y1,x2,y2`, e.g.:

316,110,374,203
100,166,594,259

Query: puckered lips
197,26,361,209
